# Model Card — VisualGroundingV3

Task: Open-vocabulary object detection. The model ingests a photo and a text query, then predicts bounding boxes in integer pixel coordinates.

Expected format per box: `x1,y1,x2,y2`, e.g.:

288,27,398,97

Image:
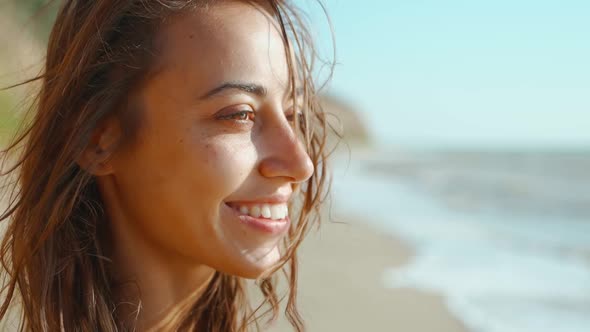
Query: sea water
331,149,590,332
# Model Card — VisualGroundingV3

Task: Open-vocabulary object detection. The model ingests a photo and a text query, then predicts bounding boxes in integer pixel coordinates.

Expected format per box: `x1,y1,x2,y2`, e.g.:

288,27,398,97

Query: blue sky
297,0,590,149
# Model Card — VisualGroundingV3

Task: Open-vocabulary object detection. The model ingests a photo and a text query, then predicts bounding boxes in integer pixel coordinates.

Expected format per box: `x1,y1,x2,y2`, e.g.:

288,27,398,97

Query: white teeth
234,203,289,220
270,205,282,220
250,205,261,218
261,205,272,219
239,206,249,215
270,205,283,220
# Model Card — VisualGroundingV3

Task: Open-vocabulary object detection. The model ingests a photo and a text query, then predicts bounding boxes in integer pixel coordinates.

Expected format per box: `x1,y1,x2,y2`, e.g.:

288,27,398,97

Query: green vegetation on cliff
12,0,58,41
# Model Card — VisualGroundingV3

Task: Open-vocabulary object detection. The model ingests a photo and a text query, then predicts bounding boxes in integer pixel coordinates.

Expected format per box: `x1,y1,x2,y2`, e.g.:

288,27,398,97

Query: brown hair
0,0,334,331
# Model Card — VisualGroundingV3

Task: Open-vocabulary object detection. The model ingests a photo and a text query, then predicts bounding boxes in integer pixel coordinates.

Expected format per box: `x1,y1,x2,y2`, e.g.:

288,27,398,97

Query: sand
263,218,469,332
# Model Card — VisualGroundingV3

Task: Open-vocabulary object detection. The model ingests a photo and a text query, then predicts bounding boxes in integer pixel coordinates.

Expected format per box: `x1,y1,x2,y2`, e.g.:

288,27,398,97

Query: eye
216,108,256,122
286,109,306,130
230,110,254,121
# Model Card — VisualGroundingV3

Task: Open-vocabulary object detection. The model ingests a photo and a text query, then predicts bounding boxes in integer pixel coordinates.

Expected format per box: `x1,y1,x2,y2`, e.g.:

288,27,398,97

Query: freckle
189,34,194,39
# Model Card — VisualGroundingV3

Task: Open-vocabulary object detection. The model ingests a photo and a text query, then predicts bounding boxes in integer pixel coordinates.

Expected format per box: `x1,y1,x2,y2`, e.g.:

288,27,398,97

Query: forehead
153,1,292,93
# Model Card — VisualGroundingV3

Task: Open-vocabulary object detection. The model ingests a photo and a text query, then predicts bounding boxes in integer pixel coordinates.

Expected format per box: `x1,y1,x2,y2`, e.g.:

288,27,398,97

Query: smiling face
103,1,314,278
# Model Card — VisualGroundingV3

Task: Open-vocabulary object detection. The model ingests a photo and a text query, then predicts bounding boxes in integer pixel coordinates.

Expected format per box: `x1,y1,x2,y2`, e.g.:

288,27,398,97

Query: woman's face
105,2,313,278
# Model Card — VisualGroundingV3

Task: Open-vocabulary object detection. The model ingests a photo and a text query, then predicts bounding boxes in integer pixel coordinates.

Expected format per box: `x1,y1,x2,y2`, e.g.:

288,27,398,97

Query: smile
227,203,289,221
224,202,291,235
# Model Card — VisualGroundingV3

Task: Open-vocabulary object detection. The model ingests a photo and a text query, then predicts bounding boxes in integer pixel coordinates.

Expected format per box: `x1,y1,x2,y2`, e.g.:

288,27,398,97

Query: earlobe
76,117,122,176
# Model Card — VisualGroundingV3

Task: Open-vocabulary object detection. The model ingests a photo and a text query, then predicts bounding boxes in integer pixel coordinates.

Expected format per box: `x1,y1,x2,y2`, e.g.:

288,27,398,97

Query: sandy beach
264,216,469,332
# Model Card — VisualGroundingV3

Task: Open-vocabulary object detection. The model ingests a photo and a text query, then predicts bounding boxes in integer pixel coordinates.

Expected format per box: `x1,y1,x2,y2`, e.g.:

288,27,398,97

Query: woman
0,0,333,330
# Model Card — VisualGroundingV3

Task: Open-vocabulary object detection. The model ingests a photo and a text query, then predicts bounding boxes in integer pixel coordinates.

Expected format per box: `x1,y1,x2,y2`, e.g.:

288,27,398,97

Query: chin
224,246,283,279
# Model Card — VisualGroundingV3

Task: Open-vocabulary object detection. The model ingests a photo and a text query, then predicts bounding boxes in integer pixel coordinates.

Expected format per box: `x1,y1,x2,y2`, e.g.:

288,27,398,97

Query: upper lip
226,192,292,205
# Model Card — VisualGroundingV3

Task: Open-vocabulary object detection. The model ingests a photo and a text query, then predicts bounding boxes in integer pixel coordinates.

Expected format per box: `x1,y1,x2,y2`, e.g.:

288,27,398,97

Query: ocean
331,148,590,332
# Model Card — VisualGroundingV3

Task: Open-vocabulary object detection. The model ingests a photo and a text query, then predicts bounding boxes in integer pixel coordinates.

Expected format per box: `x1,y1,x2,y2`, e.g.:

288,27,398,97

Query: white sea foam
331,152,590,332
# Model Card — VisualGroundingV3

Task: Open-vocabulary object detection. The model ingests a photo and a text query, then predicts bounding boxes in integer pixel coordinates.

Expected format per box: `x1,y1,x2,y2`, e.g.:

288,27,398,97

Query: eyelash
287,110,306,130
217,108,306,130
218,109,256,122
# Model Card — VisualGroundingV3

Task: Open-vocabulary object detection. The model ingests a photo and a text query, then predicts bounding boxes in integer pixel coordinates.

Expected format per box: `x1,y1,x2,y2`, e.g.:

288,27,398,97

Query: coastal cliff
319,94,371,151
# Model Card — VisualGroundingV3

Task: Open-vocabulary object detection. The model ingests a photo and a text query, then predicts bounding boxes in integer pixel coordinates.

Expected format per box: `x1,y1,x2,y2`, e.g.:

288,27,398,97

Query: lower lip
226,204,290,235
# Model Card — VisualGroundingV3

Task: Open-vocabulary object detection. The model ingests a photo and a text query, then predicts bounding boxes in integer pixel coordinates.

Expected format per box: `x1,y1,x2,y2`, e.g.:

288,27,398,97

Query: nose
257,114,314,183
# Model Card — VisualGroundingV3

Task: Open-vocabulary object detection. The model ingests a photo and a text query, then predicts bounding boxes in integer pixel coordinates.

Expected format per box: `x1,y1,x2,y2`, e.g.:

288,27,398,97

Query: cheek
199,137,257,195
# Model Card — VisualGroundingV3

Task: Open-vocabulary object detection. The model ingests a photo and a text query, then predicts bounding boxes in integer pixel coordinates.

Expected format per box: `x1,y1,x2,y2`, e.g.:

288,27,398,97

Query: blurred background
1,1,589,332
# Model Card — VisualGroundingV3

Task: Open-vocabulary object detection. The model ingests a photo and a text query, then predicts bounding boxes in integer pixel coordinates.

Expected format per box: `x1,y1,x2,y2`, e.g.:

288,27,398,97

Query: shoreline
266,215,469,332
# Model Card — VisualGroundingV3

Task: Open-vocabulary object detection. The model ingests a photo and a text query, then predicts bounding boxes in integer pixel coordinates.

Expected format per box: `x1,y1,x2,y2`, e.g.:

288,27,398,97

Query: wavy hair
0,0,334,331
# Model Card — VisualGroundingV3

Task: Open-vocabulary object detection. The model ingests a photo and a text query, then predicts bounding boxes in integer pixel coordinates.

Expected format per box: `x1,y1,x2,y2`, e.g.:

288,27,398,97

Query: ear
76,116,122,176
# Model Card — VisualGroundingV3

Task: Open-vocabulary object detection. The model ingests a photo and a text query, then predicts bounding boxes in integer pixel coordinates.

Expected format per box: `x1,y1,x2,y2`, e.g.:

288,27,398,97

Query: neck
99,177,216,330
111,260,215,331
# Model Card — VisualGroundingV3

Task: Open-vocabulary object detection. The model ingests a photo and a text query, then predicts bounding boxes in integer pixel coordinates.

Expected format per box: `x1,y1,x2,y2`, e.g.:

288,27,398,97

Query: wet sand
263,217,469,332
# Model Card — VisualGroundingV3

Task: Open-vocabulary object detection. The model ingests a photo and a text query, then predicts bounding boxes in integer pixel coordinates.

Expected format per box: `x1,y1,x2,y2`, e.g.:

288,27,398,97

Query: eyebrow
199,82,268,100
